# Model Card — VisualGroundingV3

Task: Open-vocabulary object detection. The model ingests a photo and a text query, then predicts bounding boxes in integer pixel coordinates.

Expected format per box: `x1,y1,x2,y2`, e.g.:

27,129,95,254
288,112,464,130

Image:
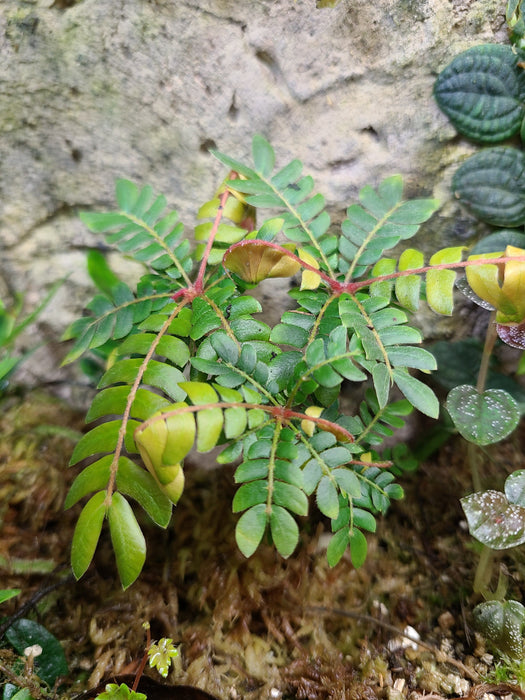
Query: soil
1,390,525,700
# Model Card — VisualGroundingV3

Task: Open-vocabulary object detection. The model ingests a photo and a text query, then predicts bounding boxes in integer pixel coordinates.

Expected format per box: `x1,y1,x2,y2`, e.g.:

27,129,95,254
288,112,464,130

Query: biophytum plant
62,135,525,591
434,0,525,661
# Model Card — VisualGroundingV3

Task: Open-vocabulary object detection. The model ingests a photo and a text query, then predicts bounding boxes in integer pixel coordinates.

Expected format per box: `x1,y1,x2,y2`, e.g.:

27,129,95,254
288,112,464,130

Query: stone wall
0,0,506,395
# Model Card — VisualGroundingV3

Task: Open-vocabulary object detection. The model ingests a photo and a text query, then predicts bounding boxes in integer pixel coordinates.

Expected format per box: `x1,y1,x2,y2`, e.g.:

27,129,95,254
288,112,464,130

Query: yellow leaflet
427,246,466,315
298,248,322,290
467,246,525,323
301,405,324,437
396,249,424,311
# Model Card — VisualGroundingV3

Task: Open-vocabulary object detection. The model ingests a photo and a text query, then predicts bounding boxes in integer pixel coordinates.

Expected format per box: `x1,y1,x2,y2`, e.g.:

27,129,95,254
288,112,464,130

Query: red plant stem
136,400,355,443
222,240,525,296
194,184,233,292
132,624,152,692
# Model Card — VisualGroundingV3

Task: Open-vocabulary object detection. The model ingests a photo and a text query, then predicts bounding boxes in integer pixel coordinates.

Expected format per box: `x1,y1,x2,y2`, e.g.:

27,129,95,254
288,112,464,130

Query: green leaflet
108,492,146,590
340,176,438,279
81,180,191,280
71,491,106,580
235,504,268,557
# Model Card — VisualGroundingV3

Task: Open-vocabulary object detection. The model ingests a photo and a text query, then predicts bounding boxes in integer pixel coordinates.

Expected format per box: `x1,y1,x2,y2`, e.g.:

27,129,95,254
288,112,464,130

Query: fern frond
80,179,193,285
339,176,439,281
212,136,336,276
62,276,176,364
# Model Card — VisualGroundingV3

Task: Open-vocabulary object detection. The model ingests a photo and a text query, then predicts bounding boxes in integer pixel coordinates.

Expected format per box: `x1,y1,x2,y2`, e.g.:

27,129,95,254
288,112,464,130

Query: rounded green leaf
505,469,525,506
473,600,525,658
270,505,299,558
5,618,68,686
461,490,525,549
235,504,268,557
446,385,520,445
71,490,107,580
452,147,525,227
108,492,146,589
434,44,525,143
470,229,525,255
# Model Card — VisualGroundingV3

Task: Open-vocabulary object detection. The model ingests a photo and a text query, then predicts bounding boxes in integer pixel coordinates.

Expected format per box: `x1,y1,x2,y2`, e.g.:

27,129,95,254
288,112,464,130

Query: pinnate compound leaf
235,504,268,557
461,490,525,549
434,44,525,143
446,385,520,445
71,491,106,580
108,492,146,589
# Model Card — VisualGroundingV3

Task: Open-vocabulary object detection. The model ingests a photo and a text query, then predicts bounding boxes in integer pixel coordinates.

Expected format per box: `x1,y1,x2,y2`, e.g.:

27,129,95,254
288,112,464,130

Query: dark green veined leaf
5,618,68,687
108,492,146,589
71,491,107,580
452,147,525,227
434,44,525,143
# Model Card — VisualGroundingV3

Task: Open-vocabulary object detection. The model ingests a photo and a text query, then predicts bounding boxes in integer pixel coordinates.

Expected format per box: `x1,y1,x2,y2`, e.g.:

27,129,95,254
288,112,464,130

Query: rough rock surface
0,0,506,392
